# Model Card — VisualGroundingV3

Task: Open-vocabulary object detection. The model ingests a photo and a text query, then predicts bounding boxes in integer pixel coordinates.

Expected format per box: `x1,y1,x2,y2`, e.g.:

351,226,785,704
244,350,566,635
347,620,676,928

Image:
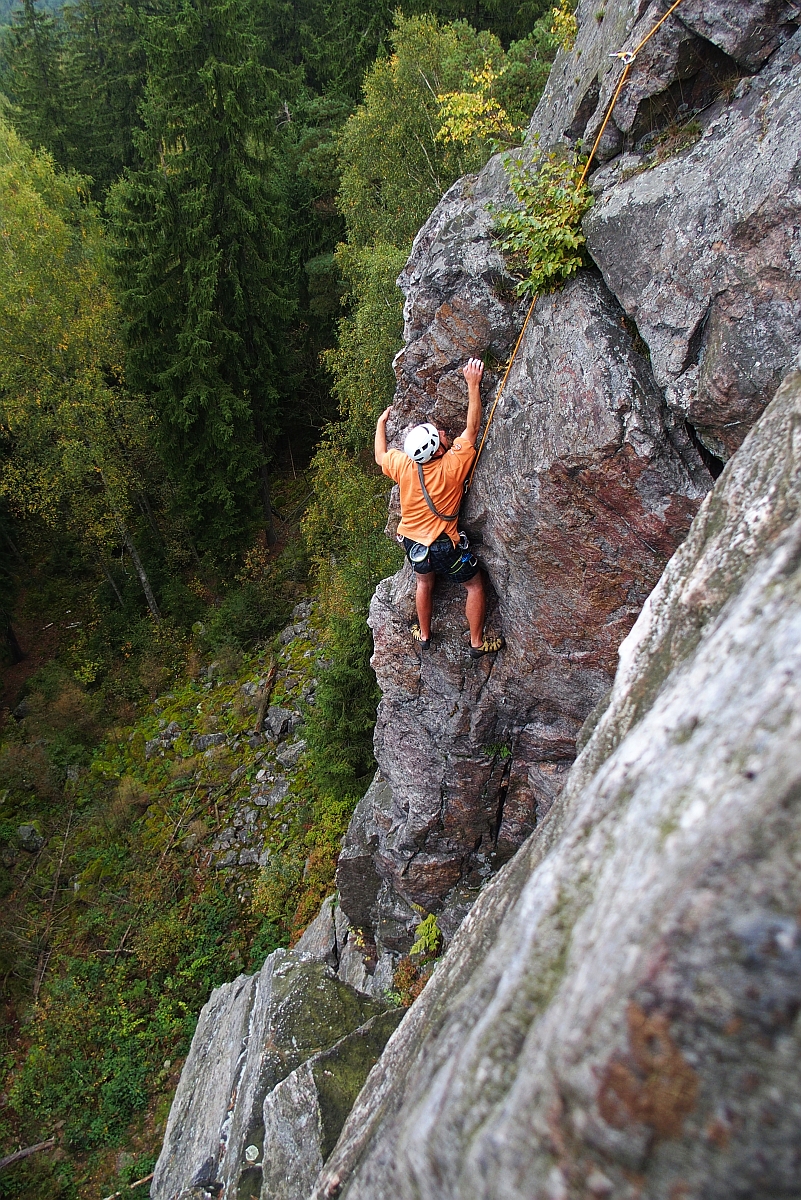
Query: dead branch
100,1170,154,1200
0,1138,56,1171
33,806,74,1001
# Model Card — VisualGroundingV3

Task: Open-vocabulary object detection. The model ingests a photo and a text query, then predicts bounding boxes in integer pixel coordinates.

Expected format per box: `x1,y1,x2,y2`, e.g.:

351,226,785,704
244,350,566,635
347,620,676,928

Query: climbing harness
465,0,687,492
403,532,477,575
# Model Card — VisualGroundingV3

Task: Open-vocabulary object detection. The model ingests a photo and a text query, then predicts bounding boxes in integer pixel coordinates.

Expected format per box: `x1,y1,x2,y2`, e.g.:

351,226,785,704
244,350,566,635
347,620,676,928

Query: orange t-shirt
382,439,475,547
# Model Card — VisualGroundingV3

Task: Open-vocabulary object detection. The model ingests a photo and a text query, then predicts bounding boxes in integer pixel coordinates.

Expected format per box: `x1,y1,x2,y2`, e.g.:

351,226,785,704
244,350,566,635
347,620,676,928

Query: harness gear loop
416,461,460,521
466,0,686,490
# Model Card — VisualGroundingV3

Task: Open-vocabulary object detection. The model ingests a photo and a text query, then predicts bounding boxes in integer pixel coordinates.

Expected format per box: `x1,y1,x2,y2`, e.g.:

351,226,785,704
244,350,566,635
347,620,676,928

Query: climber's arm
374,406,391,467
461,358,484,446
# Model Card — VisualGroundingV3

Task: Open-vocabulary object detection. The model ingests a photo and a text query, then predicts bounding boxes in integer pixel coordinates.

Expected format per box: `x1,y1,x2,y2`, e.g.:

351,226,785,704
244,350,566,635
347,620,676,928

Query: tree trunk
0,1138,56,1171
118,522,161,621
97,556,125,607
260,463,278,546
136,490,163,544
1,524,22,560
5,620,25,664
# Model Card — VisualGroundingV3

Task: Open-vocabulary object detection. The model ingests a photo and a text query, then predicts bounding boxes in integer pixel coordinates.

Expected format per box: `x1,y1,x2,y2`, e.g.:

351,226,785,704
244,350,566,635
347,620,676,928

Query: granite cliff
337,0,801,957
152,2,801,1197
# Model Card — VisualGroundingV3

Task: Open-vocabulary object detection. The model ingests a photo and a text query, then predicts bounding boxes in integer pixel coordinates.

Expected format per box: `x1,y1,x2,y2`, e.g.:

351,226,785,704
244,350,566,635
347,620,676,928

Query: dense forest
0,1,562,1194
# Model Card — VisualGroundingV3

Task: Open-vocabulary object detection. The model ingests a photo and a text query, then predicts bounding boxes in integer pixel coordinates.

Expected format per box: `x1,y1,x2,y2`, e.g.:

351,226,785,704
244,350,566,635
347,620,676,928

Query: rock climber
374,357,504,658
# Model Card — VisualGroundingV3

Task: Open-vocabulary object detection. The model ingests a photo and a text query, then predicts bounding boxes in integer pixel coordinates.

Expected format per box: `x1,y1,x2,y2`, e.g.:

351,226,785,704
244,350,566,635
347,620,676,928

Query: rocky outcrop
314,357,801,1200
150,943,401,1200
585,29,801,460
155,4,801,1194
336,1,801,956
353,268,710,947
154,4,801,1195
534,0,797,157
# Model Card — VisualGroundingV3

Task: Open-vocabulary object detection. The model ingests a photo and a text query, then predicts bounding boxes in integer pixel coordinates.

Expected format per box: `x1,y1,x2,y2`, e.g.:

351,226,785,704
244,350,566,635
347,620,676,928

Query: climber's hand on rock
378,406,392,424
463,358,484,387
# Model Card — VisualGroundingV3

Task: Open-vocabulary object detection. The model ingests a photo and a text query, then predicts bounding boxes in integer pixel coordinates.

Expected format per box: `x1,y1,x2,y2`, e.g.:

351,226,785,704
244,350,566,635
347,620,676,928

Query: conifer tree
109,0,293,551
61,0,148,195
1,0,69,162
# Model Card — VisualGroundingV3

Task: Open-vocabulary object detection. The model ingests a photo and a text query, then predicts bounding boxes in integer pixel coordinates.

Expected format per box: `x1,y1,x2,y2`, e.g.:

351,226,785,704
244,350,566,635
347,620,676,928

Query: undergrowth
0,476,375,1198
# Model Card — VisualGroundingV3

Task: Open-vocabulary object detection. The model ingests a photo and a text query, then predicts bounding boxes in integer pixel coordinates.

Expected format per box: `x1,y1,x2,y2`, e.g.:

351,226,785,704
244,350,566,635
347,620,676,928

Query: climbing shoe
411,624,431,650
469,634,505,659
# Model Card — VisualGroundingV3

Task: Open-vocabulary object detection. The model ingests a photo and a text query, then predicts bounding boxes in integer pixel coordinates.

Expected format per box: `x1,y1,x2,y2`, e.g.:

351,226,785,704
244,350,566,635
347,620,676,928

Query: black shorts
402,534,480,582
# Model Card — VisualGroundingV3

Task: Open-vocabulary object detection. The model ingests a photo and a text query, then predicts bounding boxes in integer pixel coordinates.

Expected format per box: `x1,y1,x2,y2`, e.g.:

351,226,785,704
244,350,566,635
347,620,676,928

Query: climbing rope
578,0,687,187
466,0,686,491
466,298,538,490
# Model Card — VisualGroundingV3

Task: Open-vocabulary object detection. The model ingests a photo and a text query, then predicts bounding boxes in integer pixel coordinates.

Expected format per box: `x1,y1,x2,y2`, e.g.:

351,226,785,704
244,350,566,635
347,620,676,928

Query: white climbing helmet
404,423,440,464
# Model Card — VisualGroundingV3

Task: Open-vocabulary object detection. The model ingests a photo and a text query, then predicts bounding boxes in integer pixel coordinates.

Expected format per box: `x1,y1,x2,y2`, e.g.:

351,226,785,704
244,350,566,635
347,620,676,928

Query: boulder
312,358,801,1200
257,1010,403,1200
17,824,44,853
150,950,393,1200
294,895,339,971
265,706,294,740
276,738,307,769
191,732,226,753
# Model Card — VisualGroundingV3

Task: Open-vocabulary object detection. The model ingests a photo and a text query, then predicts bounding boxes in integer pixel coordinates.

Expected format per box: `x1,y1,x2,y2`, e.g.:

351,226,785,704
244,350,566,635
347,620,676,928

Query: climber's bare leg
463,574,486,649
415,571,436,642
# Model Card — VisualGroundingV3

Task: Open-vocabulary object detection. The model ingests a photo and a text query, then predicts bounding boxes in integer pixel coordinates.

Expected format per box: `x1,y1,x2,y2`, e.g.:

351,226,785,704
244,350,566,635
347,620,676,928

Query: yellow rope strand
580,0,687,186
631,0,687,54
578,61,632,188
467,0,686,489
466,294,538,490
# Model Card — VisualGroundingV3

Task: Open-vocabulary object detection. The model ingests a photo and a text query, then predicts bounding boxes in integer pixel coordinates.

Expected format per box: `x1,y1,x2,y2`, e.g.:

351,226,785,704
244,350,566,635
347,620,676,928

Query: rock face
150,941,401,1200
353,268,709,945
336,0,801,956
313,358,801,1200
584,29,801,460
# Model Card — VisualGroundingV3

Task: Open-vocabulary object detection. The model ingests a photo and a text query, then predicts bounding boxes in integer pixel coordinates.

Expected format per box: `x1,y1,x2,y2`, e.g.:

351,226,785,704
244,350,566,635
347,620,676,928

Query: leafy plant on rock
409,912,442,958
391,912,443,1007
492,147,593,298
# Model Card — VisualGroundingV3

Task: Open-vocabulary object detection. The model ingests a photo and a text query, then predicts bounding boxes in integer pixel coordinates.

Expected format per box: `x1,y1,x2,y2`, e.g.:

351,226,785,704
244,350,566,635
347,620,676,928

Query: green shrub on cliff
493,147,593,297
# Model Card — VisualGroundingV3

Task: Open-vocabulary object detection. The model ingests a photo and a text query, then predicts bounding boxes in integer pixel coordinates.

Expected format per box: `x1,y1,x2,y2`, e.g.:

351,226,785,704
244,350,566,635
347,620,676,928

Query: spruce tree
109,0,293,552
61,0,148,195
1,0,69,162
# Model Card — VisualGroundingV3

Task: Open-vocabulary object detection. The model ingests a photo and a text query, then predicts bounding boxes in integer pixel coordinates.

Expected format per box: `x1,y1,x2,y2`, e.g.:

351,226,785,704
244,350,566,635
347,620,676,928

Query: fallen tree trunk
0,1137,56,1171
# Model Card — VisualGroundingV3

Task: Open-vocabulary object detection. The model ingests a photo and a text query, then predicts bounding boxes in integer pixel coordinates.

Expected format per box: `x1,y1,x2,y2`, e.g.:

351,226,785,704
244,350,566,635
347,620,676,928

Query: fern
410,912,442,959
